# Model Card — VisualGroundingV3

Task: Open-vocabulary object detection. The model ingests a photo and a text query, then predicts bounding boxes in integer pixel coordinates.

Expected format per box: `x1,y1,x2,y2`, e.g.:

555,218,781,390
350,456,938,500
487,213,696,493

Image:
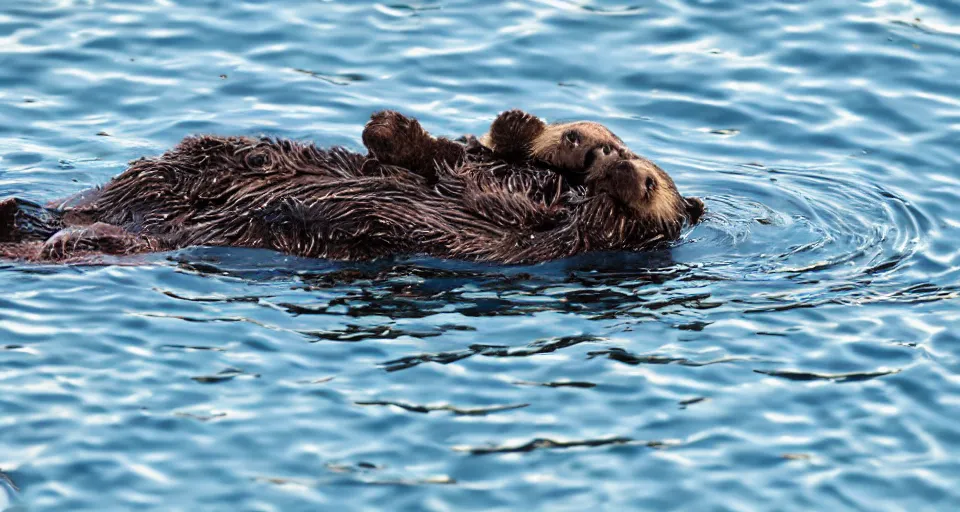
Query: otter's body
0,110,703,264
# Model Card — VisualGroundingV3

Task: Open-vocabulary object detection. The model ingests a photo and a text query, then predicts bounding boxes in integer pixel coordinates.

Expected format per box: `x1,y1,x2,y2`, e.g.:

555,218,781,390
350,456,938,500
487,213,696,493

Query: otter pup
363,109,626,184
0,110,704,263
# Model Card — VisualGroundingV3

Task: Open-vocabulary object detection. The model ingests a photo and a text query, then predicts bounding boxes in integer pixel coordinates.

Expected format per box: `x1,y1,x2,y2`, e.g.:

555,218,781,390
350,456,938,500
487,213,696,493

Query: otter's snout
612,160,657,205
589,158,659,208
585,144,624,169
576,144,624,181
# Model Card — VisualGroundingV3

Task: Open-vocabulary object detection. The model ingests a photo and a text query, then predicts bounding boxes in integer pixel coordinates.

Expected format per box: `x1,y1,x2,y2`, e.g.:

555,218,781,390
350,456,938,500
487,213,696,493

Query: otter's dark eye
563,131,580,145
645,177,656,191
602,145,612,156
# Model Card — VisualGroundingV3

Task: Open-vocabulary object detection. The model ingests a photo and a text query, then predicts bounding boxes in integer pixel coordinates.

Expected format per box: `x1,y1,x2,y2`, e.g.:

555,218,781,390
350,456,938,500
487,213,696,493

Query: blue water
1,0,959,510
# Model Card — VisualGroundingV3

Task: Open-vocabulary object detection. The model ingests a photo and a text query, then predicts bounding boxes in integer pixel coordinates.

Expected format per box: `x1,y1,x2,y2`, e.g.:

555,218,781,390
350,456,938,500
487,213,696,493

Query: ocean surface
1,0,959,510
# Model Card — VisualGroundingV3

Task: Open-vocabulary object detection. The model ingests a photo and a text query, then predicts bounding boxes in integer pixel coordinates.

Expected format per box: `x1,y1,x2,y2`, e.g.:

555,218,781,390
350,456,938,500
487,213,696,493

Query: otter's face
584,149,705,228
529,121,627,173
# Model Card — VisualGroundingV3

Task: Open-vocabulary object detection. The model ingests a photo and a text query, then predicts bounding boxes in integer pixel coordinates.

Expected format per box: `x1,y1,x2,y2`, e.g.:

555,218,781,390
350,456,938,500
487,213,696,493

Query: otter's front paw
362,110,431,167
362,110,464,180
39,223,141,260
40,226,94,260
486,109,547,161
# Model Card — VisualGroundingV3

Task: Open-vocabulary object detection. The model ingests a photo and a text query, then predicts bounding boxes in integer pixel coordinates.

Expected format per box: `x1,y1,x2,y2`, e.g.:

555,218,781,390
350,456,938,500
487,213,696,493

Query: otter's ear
485,109,547,161
684,197,705,224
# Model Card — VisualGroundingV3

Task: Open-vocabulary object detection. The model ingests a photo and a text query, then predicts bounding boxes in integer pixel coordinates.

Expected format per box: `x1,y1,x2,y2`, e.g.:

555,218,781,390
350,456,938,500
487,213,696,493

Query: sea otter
0,110,704,264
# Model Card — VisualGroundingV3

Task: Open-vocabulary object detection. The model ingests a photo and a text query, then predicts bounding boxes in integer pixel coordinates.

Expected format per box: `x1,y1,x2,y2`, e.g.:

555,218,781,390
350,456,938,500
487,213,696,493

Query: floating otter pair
0,110,704,264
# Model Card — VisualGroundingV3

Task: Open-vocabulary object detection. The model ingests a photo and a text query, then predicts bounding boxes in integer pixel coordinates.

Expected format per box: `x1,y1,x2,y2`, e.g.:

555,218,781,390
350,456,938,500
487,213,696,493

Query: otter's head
527,121,627,173
583,147,705,228
482,110,627,173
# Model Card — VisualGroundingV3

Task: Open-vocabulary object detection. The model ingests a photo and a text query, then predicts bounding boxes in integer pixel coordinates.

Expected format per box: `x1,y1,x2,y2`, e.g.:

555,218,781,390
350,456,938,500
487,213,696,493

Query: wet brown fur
0,110,704,264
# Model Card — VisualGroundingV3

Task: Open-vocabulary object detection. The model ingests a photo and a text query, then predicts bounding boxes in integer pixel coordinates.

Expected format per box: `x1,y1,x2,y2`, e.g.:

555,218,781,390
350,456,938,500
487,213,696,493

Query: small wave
454,436,673,455
381,335,603,371
514,380,597,388
754,368,901,383
190,367,260,384
587,347,753,367
354,400,529,415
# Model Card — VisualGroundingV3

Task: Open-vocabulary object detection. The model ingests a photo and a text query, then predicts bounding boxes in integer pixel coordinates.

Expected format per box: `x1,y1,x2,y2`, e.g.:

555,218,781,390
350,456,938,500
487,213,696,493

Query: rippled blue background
1,1,959,510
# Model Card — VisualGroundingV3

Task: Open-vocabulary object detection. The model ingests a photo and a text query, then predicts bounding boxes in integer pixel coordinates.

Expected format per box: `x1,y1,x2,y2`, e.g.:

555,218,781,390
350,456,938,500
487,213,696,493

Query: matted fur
0,111,703,264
